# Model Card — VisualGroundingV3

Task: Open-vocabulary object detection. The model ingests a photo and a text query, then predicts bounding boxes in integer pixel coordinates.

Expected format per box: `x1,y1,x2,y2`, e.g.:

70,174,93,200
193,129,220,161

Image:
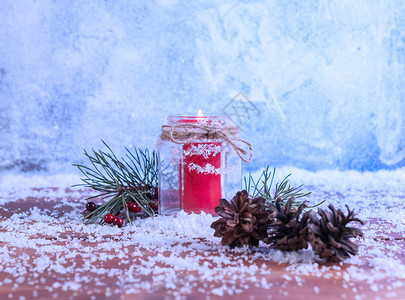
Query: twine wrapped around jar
160,122,253,162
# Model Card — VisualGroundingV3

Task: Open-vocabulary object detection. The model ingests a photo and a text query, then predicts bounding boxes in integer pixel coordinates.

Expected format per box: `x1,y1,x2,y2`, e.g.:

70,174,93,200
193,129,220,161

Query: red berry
113,217,123,228
131,203,142,213
149,200,158,211
86,201,97,212
104,213,114,224
83,209,93,219
126,201,133,210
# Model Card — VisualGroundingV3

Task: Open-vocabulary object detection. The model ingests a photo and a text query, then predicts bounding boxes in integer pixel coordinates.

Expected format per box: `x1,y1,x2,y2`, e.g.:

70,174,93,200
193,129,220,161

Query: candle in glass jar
158,112,246,216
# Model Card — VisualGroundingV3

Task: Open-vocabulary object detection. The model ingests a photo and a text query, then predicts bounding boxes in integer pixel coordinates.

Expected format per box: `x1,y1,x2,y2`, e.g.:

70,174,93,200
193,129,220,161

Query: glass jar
157,114,243,215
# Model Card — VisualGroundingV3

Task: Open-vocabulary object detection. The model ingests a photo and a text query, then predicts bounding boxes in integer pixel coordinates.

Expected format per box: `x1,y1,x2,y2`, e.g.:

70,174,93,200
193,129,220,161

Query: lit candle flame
197,109,203,117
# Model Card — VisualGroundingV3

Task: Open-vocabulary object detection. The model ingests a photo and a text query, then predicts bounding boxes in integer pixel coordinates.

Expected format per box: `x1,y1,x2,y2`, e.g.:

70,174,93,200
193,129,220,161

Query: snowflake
188,163,220,175
183,144,221,159
187,162,236,175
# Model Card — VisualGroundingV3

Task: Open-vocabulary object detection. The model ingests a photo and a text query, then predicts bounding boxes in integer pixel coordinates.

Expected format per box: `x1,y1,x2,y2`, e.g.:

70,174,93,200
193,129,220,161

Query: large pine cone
264,197,310,251
210,190,271,248
308,204,364,262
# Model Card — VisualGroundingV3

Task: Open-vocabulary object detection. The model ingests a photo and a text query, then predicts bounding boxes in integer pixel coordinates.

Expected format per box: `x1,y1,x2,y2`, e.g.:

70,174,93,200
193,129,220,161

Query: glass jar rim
168,113,226,118
166,114,237,128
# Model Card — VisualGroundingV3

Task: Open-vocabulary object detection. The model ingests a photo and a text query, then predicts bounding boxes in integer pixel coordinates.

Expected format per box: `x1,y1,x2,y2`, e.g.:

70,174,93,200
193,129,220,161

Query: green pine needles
244,166,325,209
73,141,158,224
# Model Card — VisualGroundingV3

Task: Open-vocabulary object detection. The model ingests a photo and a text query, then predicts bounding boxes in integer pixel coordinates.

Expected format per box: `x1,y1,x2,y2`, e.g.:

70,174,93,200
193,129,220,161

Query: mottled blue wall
0,1,404,172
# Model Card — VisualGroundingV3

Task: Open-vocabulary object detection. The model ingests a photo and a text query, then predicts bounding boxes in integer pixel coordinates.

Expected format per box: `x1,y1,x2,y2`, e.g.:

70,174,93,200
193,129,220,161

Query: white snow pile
0,169,404,298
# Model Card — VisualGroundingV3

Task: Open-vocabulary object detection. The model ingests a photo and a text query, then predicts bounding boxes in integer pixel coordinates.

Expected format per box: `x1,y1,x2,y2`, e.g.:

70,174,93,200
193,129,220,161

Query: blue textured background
0,1,404,172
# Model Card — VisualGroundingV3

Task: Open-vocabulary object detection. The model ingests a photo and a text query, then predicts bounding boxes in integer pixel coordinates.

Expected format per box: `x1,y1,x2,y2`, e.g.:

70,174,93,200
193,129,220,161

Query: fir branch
244,166,325,209
73,140,158,225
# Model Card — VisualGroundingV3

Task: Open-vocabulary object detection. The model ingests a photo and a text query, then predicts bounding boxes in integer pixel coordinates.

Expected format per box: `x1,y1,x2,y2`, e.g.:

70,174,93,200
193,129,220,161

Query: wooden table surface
0,187,404,300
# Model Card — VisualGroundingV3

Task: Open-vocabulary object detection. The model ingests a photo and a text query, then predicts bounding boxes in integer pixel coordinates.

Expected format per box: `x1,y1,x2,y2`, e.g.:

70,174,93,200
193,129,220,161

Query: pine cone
210,190,271,248
263,197,310,251
308,204,364,262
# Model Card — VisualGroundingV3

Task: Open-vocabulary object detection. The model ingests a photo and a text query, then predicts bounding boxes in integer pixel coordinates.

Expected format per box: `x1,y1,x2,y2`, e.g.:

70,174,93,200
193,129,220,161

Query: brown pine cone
210,190,271,248
263,197,310,251
308,204,364,262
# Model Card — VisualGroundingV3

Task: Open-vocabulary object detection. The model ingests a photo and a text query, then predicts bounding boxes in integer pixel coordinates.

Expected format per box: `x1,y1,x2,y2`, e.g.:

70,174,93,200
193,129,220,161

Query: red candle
178,112,222,214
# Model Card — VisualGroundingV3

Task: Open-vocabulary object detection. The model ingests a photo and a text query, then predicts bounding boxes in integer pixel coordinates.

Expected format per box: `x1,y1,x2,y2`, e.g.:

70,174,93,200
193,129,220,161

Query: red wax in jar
182,142,221,213
178,116,222,214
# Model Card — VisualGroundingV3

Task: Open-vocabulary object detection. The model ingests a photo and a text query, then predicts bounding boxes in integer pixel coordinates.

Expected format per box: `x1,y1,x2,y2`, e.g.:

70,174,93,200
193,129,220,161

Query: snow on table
0,172,404,299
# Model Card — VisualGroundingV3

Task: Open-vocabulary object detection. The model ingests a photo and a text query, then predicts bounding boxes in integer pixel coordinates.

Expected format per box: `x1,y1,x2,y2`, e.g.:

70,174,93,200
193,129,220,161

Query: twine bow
160,123,253,162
